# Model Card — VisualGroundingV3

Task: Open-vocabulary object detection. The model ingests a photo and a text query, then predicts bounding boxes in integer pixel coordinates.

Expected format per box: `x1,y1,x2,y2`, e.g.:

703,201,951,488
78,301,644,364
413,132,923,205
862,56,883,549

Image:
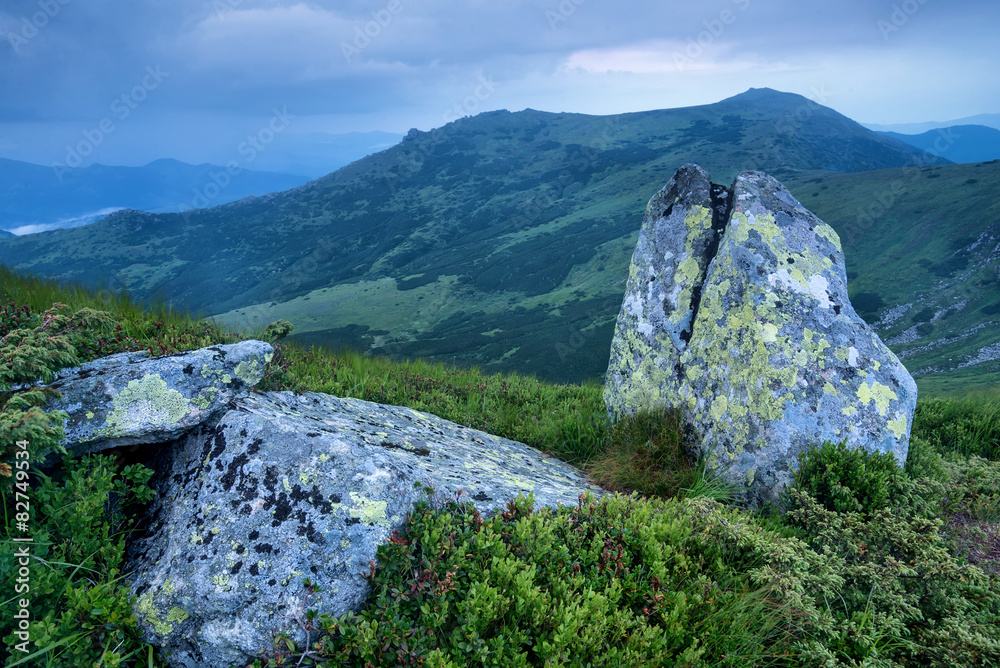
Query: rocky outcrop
45,341,273,457
126,390,603,668
605,165,917,507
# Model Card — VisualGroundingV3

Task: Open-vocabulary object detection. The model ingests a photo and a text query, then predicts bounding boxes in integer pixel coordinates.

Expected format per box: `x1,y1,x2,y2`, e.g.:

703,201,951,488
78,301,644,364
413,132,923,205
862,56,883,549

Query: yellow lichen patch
823,383,837,395
212,574,230,587
136,591,178,636
348,492,390,528
814,223,843,253
98,374,190,437
888,413,908,438
856,381,898,416
710,394,729,421
165,607,189,625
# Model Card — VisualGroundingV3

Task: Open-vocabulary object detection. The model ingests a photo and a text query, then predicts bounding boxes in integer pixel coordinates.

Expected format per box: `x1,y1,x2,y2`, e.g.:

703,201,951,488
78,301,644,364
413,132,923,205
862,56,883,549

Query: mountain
865,113,1000,134
2,88,978,392
0,158,309,235
0,229,12,238
879,125,1000,164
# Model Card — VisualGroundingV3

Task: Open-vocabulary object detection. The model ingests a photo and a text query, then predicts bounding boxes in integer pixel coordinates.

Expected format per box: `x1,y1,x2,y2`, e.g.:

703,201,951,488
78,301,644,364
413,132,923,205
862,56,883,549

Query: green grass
2,266,999,667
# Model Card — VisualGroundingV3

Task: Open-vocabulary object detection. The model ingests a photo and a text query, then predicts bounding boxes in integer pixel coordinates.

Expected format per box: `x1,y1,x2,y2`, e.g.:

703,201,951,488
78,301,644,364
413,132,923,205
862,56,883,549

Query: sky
1,0,997,169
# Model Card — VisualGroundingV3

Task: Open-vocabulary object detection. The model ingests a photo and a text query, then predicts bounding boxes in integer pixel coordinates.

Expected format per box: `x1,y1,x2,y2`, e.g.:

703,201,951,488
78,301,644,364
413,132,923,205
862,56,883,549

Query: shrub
254,493,792,668
1,455,161,667
787,440,905,515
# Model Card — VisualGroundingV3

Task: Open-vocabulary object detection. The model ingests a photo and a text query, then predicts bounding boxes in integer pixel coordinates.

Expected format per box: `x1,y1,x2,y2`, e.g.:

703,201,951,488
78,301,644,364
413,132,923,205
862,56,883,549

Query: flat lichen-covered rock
45,340,273,457
605,166,917,507
127,391,603,668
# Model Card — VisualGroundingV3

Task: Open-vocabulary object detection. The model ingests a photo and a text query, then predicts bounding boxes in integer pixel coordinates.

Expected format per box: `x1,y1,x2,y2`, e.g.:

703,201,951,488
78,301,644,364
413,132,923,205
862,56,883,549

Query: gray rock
45,340,273,456
605,166,917,507
127,391,602,668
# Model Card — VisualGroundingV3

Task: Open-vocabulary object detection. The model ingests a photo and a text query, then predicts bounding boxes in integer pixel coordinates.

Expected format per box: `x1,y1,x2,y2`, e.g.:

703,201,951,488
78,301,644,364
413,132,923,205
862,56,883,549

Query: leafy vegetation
2,268,999,668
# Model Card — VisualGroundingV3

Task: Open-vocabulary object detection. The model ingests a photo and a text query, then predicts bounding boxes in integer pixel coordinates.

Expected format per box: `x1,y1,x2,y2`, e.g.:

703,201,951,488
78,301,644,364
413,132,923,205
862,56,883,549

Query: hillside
880,125,1000,164
1,88,975,390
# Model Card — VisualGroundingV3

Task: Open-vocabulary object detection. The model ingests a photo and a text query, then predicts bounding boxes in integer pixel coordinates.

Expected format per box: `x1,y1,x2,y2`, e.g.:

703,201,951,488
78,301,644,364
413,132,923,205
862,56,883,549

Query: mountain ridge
2,89,988,393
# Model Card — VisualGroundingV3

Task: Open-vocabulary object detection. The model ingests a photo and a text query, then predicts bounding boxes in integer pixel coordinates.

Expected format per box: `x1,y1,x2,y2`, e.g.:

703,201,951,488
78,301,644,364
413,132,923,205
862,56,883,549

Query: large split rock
127,390,603,668
605,165,917,507
45,340,273,457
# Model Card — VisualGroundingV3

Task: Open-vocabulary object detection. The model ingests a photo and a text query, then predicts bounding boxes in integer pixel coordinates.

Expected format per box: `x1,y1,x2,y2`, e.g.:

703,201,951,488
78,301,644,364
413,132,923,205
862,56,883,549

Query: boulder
126,390,603,668
45,341,273,457
605,166,917,507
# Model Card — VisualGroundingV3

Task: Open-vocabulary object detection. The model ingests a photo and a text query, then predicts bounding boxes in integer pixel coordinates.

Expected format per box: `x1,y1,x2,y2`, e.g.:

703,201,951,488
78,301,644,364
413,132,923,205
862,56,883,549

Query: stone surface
605,166,917,507
45,340,273,456
127,390,603,668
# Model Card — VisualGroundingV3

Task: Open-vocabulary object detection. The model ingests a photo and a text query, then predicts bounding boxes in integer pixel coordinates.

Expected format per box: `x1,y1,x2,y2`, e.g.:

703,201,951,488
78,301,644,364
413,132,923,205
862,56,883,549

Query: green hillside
2,88,983,393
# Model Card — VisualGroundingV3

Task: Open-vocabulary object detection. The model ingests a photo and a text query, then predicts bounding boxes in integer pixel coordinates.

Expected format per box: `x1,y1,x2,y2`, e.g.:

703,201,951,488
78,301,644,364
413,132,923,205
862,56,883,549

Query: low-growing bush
254,493,794,668
786,439,905,515
1,455,162,667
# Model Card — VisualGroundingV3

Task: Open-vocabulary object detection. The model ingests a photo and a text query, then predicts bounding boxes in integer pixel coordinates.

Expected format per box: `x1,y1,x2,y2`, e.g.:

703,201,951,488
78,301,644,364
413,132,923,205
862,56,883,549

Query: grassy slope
3,268,999,668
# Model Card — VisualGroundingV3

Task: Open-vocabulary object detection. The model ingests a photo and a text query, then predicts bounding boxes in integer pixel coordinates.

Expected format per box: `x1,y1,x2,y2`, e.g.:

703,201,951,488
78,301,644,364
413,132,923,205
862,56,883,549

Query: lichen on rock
44,340,273,456
605,165,917,507
126,390,603,668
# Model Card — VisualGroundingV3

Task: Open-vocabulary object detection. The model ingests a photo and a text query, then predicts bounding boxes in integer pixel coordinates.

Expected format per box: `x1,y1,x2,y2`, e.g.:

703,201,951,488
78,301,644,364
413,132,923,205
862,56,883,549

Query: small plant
786,439,904,515
1,455,163,667
263,319,294,342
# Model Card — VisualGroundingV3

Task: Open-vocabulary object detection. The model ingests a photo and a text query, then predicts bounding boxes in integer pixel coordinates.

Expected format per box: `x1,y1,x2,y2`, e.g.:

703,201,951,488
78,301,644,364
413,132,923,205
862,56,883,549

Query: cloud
7,207,125,236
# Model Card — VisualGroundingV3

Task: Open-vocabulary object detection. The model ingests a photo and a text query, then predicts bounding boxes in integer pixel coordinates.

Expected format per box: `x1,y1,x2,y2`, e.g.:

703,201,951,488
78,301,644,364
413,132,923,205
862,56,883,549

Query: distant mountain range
4,87,996,395
0,158,309,235
877,125,1000,164
864,113,1000,134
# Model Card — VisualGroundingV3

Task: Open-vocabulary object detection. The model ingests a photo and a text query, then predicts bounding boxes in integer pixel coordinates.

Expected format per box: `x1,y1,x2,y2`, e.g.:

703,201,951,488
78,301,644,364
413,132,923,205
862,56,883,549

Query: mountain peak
721,87,812,106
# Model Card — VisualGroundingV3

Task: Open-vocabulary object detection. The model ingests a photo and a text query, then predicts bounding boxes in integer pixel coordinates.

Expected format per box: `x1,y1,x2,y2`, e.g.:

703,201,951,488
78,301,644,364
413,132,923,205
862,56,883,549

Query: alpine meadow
2,2,1000,665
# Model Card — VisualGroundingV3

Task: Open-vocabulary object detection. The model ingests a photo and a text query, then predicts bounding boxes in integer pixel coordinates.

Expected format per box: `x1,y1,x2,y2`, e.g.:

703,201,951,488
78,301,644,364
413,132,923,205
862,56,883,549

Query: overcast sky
1,0,997,168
